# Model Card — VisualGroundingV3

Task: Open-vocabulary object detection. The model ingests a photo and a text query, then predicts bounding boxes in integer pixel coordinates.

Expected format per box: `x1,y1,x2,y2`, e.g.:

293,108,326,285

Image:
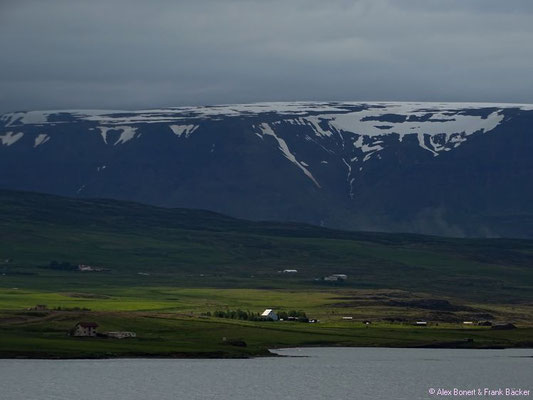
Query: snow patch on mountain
97,126,139,145
302,116,335,137
1,111,49,126
417,133,438,156
0,131,24,146
89,113,185,125
114,126,139,145
239,103,511,157
169,124,198,138
2,101,532,129
341,158,356,198
97,127,112,144
353,136,384,154
34,134,50,147
256,123,321,188
303,105,505,156
324,108,504,138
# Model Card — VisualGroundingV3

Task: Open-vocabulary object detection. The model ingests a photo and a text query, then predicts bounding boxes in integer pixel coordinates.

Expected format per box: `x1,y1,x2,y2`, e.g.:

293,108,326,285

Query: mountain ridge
2,101,533,238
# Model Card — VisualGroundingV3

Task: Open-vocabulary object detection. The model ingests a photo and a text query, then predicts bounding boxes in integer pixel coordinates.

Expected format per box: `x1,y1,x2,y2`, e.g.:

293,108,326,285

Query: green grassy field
0,189,532,358
1,284,531,358
2,312,533,359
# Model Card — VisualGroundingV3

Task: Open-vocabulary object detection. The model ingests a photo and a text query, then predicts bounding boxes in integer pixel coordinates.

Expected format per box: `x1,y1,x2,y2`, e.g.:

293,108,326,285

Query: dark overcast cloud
1,0,533,112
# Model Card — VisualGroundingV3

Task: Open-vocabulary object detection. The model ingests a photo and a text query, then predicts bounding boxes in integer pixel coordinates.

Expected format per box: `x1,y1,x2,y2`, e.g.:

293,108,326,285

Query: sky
1,0,533,113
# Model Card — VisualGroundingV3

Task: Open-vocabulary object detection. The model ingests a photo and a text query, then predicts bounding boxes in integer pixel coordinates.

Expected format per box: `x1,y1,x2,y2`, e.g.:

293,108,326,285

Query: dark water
1,348,531,400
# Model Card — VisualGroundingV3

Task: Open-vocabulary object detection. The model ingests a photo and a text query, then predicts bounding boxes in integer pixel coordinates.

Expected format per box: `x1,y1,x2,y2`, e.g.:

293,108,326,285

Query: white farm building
261,309,279,321
105,331,137,339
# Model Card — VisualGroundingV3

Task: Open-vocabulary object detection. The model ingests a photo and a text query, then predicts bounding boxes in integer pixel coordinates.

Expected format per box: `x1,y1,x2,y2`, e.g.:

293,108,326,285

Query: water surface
1,348,531,399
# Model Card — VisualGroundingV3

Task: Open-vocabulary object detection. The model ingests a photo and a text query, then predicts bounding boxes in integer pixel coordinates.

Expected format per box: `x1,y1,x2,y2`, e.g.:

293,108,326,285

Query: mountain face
1,101,533,238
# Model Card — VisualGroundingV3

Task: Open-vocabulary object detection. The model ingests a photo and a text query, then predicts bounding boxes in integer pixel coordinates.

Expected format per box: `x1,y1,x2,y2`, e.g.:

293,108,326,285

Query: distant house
332,274,348,280
342,316,353,320
415,321,428,326
72,322,99,337
261,309,279,321
491,323,517,330
105,331,136,339
27,304,48,311
324,274,348,282
78,264,108,272
282,269,298,273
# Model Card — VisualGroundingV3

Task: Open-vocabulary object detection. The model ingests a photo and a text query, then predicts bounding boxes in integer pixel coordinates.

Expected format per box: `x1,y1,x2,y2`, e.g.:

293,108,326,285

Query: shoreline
2,343,532,361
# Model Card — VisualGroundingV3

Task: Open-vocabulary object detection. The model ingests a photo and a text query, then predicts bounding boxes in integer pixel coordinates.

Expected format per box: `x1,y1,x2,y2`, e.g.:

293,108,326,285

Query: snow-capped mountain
2,101,533,237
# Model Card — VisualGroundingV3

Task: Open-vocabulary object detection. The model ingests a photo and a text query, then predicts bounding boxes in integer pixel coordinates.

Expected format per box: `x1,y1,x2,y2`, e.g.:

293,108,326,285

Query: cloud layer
1,0,533,112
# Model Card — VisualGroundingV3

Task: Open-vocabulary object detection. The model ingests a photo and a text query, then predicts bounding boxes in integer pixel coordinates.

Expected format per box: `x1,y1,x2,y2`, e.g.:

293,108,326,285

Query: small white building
261,309,279,321
105,331,136,339
415,321,428,326
324,274,348,282
72,322,99,337
282,269,298,273
332,274,348,280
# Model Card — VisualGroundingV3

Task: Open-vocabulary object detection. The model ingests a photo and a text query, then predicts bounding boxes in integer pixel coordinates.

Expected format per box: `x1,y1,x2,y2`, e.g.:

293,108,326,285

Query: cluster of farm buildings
281,269,348,282
71,322,136,338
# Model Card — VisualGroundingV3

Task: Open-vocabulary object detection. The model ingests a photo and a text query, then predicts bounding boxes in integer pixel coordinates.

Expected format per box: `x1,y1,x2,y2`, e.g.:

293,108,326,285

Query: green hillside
1,189,532,358
1,189,532,301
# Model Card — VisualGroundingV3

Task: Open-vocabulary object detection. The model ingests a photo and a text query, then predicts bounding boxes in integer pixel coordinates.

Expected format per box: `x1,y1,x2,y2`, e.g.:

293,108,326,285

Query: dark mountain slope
2,102,533,237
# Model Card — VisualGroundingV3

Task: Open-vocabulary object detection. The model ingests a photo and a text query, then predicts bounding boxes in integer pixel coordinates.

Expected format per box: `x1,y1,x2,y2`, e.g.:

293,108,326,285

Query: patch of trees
209,309,309,322
53,306,91,311
278,310,308,322
210,310,264,321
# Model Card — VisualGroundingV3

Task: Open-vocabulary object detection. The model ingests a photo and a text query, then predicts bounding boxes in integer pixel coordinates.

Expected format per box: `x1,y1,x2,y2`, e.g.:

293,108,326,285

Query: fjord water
1,348,531,400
